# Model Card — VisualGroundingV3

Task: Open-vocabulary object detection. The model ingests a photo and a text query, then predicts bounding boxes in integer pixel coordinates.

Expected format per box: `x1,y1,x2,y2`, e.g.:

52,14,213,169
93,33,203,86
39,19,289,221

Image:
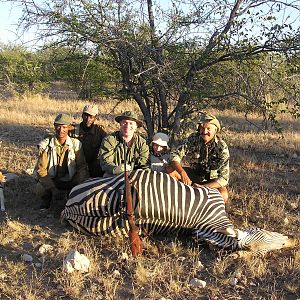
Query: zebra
61,170,296,255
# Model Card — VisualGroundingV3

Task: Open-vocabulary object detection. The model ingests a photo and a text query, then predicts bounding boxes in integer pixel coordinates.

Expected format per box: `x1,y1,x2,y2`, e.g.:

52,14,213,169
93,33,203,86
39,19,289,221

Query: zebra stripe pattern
62,170,293,253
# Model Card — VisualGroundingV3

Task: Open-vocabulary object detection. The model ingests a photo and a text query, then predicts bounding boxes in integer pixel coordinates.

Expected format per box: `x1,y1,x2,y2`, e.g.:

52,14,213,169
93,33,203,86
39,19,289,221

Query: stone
63,250,90,273
21,254,33,263
38,244,53,255
189,278,207,288
113,270,121,277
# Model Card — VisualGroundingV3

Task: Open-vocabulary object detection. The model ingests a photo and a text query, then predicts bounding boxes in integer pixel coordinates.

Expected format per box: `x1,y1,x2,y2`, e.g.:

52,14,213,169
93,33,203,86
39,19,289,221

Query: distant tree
10,0,300,137
0,44,48,95
40,46,117,99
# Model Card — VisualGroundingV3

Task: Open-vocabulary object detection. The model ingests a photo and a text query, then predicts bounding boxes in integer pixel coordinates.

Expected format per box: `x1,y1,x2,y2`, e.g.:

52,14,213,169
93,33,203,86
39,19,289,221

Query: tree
0,44,48,95
9,0,300,137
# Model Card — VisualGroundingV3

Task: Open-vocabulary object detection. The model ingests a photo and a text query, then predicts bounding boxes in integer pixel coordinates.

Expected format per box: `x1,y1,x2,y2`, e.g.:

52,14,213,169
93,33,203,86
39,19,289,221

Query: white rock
189,278,207,288
35,263,42,268
178,256,186,261
63,250,90,273
121,252,129,261
290,202,298,209
38,244,53,255
113,270,121,277
21,254,33,262
195,260,204,269
292,153,298,159
229,277,238,286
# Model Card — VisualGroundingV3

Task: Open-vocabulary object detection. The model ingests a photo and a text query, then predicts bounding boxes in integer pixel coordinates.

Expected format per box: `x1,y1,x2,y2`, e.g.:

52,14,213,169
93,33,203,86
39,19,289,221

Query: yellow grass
0,94,299,299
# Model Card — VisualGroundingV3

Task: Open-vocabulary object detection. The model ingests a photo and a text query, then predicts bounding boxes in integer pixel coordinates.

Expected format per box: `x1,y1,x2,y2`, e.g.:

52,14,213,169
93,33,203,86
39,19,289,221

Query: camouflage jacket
170,133,230,186
99,131,149,177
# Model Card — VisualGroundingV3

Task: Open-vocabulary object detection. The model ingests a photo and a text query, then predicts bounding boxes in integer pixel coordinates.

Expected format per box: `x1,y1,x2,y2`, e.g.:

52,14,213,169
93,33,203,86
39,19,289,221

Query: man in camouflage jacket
169,112,230,203
99,111,149,177
69,105,106,177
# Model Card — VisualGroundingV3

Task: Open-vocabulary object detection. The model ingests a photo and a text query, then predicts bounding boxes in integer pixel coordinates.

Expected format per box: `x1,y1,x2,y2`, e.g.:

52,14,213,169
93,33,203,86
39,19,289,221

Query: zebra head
236,227,297,255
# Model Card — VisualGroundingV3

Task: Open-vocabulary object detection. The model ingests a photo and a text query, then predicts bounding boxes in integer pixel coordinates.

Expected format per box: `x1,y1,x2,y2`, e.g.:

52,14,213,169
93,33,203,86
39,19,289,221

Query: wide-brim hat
152,132,170,149
54,113,73,125
197,112,221,132
115,111,143,128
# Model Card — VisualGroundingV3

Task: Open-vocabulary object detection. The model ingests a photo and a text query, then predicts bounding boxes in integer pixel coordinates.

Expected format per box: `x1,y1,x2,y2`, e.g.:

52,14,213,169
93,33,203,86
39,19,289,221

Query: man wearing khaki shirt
35,113,88,210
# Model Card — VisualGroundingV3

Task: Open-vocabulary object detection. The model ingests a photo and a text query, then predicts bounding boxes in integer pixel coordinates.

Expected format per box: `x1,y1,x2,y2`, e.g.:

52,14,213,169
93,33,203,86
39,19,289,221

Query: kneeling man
35,113,89,210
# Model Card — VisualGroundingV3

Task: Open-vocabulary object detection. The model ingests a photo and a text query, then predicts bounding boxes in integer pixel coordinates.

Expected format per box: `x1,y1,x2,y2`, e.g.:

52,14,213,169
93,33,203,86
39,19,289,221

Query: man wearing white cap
69,105,106,177
169,112,230,203
149,132,171,173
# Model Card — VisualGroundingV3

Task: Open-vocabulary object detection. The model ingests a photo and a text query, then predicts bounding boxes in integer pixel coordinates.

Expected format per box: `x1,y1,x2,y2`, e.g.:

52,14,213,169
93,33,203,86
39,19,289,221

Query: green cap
198,112,221,131
115,111,143,128
54,113,72,125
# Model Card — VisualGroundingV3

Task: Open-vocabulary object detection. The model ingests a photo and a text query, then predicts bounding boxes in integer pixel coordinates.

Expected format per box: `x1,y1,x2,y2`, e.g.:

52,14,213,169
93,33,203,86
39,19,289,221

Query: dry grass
0,94,299,299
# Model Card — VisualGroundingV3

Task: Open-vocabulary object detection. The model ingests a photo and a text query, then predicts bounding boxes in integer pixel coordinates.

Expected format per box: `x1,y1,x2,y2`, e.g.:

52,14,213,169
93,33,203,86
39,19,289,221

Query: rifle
123,139,143,257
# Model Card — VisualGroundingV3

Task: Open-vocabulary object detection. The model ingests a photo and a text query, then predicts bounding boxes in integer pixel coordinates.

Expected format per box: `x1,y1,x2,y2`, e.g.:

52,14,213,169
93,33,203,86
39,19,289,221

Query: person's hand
113,164,132,175
180,170,192,185
192,183,204,188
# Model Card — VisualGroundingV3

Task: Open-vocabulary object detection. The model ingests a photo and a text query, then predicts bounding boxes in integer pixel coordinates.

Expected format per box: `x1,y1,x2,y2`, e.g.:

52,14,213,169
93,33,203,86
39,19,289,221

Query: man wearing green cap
169,112,230,203
35,113,89,211
69,104,107,177
99,111,149,177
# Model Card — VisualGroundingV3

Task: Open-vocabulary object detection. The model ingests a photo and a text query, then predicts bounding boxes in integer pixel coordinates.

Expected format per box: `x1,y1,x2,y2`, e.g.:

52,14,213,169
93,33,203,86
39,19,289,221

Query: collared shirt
99,131,149,177
170,133,230,186
36,135,88,190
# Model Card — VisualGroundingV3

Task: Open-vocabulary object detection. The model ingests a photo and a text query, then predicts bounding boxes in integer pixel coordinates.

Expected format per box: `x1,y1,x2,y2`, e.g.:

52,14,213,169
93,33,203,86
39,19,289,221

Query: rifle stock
124,140,143,257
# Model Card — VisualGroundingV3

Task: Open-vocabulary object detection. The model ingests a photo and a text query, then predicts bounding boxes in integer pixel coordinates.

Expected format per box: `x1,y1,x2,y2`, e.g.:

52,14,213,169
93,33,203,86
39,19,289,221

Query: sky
1,1,299,48
0,1,37,47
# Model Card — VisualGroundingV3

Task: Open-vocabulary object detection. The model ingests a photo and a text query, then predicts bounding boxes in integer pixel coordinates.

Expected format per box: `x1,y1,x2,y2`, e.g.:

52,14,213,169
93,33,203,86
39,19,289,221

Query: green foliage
4,0,300,135
0,44,49,96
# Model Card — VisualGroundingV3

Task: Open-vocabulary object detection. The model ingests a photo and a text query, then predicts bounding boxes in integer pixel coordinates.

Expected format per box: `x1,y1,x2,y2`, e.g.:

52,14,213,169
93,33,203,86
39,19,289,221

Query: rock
178,256,186,261
290,202,298,209
113,270,121,277
121,252,129,261
38,244,53,255
21,254,33,263
284,217,289,225
291,153,298,159
229,277,238,286
35,263,42,268
63,250,90,273
189,278,207,288
195,260,204,270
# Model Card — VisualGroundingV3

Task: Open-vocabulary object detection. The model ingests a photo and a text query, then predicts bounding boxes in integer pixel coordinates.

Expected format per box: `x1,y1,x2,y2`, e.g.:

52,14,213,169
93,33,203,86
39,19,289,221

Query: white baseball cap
152,132,169,148
83,105,98,116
